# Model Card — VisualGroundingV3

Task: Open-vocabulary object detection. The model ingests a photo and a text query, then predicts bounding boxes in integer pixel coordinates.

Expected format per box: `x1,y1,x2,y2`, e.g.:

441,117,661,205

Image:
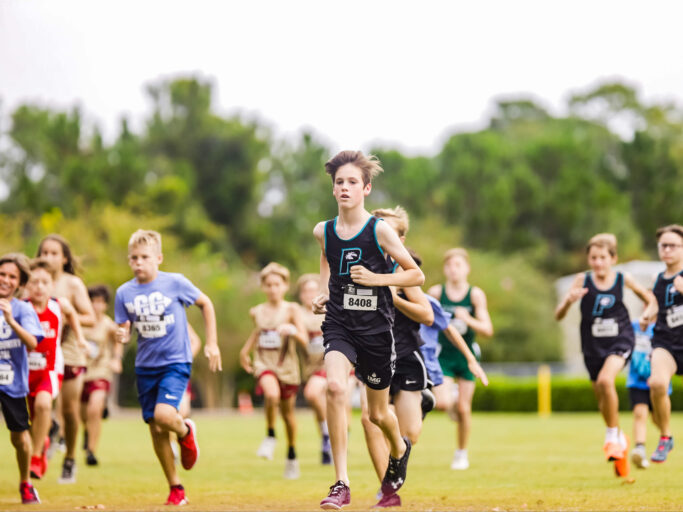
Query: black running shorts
390,350,428,396
323,323,395,390
0,392,30,432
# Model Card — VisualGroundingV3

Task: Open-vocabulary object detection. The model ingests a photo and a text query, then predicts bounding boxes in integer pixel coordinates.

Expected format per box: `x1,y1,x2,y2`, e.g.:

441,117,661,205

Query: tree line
0,77,681,393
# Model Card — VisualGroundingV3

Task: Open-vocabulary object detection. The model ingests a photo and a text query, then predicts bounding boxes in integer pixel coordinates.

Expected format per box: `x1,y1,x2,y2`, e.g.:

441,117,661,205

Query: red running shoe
30,455,43,479
373,492,401,508
41,436,50,475
178,419,199,470
165,485,188,506
20,482,40,504
320,480,350,510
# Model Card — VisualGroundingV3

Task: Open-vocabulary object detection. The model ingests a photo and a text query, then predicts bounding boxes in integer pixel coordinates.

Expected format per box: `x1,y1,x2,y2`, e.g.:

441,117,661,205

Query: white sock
456,449,467,457
618,430,627,448
320,421,329,437
605,427,619,444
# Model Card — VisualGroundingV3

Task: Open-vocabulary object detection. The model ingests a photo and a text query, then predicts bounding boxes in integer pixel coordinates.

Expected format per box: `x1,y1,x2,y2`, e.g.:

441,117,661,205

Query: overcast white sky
1,0,682,155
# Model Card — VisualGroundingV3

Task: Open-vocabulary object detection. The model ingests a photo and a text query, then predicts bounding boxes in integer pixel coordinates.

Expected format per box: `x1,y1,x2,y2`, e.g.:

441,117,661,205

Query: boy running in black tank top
641,224,683,463
360,207,433,508
556,233,654,477
313,151,424,510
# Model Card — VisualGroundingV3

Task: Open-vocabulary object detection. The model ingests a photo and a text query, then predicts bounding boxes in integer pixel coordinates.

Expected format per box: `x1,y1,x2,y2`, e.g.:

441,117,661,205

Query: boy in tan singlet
80,285,121,467
296,274,332,465
240,262,308,479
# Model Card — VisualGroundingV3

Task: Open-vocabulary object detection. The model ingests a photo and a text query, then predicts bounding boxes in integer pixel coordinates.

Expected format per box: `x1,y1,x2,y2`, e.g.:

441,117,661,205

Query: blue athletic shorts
420,346,444,387
135,363,191,423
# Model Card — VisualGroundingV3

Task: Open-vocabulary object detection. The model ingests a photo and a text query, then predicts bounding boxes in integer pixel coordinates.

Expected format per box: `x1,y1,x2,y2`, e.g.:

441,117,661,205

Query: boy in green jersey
428,248,493,470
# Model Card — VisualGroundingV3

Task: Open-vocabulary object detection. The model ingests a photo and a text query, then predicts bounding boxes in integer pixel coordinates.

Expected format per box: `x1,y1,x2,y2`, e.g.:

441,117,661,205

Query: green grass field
2,410,683,511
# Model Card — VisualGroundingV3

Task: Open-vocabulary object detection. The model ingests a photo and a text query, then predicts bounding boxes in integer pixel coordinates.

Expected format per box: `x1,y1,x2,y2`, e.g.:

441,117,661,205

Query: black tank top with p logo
323,216,394,335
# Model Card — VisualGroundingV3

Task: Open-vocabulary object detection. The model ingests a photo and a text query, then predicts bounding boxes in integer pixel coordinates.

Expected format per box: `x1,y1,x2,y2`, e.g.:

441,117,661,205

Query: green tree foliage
2,76,683,375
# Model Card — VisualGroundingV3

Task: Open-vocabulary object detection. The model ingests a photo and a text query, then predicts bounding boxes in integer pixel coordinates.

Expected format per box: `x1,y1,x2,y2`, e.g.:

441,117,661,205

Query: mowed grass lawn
2,410,683,511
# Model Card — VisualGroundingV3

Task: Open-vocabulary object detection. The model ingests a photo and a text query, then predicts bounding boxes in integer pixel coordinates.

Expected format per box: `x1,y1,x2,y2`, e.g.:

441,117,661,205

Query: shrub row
472,375,683,412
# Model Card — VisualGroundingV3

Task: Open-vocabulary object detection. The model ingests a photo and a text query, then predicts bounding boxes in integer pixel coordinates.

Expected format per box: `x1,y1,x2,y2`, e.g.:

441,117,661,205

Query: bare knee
326,379,347,403
34,400,51,417
304,385,319,405
368,408,388,427
595,375,614,394
649,377,669,395
360,408,374,431
456,401,471,417
11,430,31,451
405,427,421,445
264,391,280,408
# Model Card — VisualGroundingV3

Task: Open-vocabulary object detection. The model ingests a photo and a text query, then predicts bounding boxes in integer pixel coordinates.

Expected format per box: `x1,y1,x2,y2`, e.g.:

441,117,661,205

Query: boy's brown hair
372,206,409,238
325,150,383,185
0,253,31,289
128,229,162,254
88,284,111,304
295,273,319,302
29,258,56,280
656,224,683,241
444,248,470,265
586,233,617,257
260,262,290,285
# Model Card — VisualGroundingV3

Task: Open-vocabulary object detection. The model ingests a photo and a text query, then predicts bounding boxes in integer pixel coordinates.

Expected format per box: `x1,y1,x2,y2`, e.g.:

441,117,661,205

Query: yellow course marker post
538,364,551,417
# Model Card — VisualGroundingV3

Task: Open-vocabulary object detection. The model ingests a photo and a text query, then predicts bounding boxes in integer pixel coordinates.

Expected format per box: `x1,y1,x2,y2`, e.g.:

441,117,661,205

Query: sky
1,0,682,155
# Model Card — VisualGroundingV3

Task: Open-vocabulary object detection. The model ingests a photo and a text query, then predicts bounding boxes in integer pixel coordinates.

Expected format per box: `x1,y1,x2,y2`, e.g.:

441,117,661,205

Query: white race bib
450,318,468,335
135,321,167,338
308,334,325,354
343,285,378,311
667,305,683,329
0,363,14,386
28,352,47,371
258,329,282,349
592,318,619,338
87,340,100,360
634,334,652,354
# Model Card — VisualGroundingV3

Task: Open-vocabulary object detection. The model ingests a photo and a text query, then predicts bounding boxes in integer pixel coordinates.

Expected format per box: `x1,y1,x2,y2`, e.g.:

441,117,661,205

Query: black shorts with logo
323,322,395,390
0,392,30,432
583,340,633,381
390,350,428,396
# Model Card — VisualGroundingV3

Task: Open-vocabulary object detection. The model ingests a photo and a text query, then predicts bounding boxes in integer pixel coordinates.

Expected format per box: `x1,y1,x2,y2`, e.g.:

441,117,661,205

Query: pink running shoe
20,482,40,504
178,419,199,470
165,485,188,506
320,480,350,510
373,492,401,508
30,455,43,479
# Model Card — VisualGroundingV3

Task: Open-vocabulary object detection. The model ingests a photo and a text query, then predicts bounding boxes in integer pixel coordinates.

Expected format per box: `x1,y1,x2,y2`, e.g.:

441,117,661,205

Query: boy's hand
565,287,588,304
454,307,472,322
240,350,253,374
468,360,489,386
349,265,378,287
0,299,13,323
116,321,131,344
205,344,222,372
675,275,683,295
277,323,297,338
312,294,328,314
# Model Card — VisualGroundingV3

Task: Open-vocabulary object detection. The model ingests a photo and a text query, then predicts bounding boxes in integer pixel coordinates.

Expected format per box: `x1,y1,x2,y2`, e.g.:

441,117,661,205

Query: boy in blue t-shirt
420,295,488,417
115,230,222,506
628,320,670,469
0,253,45,504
